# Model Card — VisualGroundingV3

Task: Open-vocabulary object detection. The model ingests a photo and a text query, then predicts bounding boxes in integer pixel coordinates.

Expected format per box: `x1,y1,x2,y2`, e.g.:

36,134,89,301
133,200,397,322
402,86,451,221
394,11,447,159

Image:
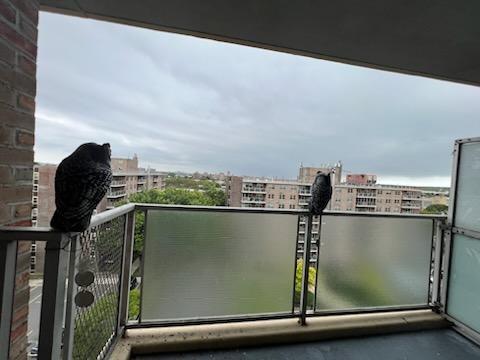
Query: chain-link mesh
71,215,125,360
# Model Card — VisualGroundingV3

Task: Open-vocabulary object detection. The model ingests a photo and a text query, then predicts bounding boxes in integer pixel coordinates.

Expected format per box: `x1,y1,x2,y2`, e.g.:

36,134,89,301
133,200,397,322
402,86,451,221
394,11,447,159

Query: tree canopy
421,204,448,214
117,185,226,258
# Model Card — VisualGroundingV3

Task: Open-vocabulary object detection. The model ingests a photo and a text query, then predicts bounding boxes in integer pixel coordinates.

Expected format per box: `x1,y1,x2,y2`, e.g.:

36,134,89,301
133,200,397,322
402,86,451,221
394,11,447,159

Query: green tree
294,259,316,307
421,204,448,214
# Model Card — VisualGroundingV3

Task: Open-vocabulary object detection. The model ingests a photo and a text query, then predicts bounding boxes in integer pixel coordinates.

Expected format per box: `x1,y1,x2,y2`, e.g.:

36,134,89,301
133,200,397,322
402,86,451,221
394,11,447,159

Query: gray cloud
35,13,480,185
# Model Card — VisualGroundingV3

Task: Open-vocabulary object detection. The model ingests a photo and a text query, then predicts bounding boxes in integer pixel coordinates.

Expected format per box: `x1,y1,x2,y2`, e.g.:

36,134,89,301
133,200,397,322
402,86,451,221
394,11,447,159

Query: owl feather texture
50,142,112,232
309,172,332,215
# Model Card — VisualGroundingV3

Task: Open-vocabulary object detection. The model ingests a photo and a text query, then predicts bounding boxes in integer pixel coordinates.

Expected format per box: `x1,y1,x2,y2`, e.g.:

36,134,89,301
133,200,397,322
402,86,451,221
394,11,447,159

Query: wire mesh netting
72,215,125,360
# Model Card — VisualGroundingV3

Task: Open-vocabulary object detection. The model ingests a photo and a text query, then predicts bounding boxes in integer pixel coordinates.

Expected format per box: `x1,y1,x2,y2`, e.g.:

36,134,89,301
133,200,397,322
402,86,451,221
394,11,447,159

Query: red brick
0,165,14,183
0,147,33,165
0,20,36,58
14,166,32,181
9,219,30,226
10,0,38,25
11,303,29,325
14,202,30,218
0,124,13,144
17,93,34,112
0,0,16,24
17,240,30,253
15,273,29,293
17,54,35,77
15,249,30,272
14,70,36,96
0,184,32,202
0,59,14,84
9,319,27,343
15,129,33,146
0,39,15,65
0,103,34,130
0,202,11,223
19,14,36,42
0,80,14,106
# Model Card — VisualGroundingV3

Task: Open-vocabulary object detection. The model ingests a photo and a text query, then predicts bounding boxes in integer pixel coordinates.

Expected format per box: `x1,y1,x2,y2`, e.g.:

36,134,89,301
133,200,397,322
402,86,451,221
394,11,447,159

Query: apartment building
106,156,164,209
225,163,447,263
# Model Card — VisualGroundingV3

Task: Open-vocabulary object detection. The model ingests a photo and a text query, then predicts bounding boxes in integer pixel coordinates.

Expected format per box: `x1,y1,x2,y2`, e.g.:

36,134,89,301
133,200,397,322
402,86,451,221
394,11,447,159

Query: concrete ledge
110,310,449,359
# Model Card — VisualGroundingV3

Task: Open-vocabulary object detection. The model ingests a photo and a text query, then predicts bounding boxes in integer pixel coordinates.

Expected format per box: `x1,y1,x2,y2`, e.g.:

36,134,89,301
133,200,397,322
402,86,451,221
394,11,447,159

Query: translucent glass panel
447,234,480,332
141,210,298,321
454,142,480,232
315,215,433,311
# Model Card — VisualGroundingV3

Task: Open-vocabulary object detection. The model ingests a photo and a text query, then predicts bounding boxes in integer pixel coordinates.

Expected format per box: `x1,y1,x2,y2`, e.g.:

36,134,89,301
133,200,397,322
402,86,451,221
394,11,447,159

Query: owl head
72,142,111,165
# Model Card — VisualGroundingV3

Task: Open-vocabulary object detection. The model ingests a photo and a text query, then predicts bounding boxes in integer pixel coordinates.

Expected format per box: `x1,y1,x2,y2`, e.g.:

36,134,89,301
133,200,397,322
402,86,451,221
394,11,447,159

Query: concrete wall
0,0,39,357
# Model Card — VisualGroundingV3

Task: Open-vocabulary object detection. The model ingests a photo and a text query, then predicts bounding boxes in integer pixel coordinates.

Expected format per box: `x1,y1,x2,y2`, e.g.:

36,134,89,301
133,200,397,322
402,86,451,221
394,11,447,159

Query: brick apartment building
29,155,164,274
226,163,446,214
225,163,449,263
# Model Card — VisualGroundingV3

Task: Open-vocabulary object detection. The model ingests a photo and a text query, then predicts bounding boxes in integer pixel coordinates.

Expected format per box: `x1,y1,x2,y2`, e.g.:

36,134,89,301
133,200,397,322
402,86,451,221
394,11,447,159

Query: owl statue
309,171,332,215
50,143,112,232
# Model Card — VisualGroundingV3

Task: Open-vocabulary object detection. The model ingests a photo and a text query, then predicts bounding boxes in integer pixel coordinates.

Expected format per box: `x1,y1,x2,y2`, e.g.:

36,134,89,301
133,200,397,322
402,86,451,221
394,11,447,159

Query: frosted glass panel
455,142,480,232
447,234,480,332
315,215,433,311
141,210,298,321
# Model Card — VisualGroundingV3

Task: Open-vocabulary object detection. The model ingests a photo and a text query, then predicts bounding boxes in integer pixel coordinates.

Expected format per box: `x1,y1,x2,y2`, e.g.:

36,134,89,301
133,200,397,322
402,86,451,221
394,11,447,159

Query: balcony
111,180,127,187
241,188,267,194
107,190,127,198
4,203,470,360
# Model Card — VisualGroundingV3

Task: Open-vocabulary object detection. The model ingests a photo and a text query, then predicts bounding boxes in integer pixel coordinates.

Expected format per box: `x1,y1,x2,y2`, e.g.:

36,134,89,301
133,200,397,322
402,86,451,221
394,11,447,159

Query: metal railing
0,204,446,359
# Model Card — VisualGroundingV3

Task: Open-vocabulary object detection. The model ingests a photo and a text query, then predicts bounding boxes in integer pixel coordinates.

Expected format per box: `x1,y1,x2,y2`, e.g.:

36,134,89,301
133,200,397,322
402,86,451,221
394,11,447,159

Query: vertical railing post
62,235,79,360
299,214,313,325
117,211,135,334
0,240,18,359
431,219,445,310
38,234,70,360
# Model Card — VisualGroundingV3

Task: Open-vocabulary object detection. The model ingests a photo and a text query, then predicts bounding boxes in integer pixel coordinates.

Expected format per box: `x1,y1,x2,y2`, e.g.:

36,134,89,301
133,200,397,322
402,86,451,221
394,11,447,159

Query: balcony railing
0,204,446,359
107,190,127,198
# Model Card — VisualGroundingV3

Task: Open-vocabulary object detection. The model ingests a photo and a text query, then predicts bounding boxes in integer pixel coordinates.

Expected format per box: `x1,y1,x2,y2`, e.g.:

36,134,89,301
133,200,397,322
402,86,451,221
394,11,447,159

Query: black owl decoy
309,171,332,215
50,142,112,232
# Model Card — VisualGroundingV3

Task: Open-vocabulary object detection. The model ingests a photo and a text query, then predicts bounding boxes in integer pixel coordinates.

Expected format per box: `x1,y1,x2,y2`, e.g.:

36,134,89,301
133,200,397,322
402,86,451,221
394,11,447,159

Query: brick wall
0,0,39,358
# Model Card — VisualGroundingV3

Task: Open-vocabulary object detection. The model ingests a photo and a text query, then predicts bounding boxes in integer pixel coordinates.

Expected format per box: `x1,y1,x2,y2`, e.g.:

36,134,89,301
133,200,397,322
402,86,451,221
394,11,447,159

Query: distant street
28,279,43,351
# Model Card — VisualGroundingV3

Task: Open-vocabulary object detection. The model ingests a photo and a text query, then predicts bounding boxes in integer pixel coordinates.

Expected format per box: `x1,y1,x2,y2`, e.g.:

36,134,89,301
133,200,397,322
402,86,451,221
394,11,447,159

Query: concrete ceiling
40,0,480,87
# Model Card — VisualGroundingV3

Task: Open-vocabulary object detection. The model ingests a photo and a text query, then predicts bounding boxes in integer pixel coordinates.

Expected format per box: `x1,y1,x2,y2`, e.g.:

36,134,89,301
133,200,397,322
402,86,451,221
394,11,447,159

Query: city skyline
35,13,480,187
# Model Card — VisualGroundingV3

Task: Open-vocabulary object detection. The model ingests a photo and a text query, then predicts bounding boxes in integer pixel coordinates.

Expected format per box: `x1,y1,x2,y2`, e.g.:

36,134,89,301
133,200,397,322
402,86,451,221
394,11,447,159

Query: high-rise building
106,157,165,209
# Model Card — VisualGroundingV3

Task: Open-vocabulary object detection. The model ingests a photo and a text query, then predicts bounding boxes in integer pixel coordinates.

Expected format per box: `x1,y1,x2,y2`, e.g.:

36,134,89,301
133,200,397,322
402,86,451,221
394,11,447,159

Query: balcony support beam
0,240,17,359
38,234,71,360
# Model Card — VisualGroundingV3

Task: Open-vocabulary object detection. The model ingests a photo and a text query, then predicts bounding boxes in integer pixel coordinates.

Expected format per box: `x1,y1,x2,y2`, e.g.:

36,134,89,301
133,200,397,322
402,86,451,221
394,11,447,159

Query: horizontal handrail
0,203,446,243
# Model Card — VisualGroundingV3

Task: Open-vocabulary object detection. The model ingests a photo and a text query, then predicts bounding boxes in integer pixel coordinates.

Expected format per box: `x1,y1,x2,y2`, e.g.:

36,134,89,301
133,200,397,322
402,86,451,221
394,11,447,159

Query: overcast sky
35,13,480,186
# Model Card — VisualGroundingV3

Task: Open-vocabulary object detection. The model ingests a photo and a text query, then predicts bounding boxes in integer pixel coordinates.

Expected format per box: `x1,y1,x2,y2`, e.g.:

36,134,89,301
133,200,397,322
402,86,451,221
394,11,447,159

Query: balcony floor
133,329,480,360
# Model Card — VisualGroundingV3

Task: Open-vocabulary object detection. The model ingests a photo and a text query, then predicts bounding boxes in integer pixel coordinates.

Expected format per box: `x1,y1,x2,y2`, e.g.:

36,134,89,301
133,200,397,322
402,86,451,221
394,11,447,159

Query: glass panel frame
139,208,299,323
444,137,480,342
313,214,435,313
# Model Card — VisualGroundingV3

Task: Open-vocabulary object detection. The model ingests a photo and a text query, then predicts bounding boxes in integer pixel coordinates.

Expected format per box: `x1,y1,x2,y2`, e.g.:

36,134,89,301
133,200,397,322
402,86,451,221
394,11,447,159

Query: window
385,207,391,212
394,199,399,203
395,191,401,195
279,204,285,209
386,199,391,203
378,190,383,194
289,204,296,209
348,189,353,193
290,195,296,200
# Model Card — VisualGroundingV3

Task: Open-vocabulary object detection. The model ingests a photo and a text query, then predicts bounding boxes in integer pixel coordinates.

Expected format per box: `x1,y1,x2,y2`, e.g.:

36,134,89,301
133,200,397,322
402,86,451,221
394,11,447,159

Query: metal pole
0,240,17,360
431,219,444,309
299,214,313,325
38,234,70,360
117,211,135,334
62,235,79,360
